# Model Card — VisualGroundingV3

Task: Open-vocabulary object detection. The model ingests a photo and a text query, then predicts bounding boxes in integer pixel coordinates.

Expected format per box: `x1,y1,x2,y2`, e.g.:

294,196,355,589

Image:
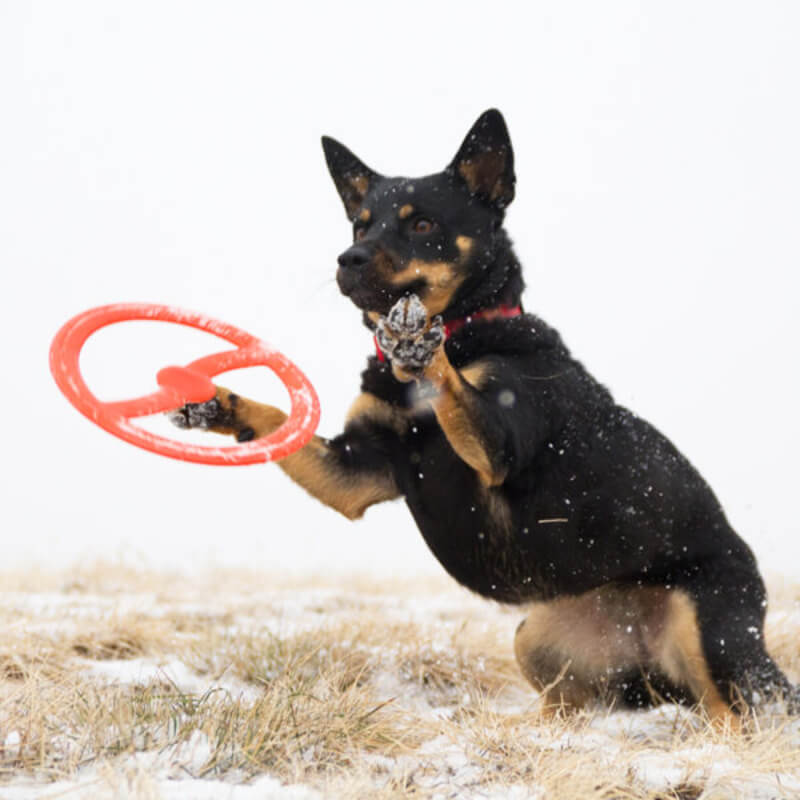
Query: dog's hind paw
167,397,224,431
376,294,444,374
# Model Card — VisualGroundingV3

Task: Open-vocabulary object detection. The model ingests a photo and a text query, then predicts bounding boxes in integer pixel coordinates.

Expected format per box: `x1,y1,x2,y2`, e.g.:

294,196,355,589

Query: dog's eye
412,218,435,235
354,227,367,241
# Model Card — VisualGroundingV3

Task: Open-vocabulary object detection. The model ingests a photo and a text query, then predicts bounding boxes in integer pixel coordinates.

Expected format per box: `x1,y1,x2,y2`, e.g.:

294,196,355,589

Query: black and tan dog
171,109,795,724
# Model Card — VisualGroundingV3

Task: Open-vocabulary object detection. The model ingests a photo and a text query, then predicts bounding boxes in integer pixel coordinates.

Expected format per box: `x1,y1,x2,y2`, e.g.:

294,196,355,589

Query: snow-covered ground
3,1,800,797
1,568,798,799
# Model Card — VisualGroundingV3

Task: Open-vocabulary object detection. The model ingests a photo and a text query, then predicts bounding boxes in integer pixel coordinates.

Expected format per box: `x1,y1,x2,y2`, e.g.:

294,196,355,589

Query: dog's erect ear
447,109,515,210
321,136,379,220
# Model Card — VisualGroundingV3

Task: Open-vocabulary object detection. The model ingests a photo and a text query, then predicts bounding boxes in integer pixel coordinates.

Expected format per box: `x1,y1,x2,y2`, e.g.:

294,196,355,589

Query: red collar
374,304,522,363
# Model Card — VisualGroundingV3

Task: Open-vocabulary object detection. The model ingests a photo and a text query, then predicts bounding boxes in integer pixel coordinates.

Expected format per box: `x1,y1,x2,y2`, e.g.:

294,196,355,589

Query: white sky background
2,1,799,579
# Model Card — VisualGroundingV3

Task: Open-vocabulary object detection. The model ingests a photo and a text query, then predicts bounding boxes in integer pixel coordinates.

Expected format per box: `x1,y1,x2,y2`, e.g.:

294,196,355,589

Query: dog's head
322,109,516,321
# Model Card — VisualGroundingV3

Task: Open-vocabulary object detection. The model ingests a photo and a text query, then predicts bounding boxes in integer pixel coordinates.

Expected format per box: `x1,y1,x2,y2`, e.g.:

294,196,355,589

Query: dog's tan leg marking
209,388,400,520
514,608,596,715
655,591,739,729
513,586,738,726
406,351,506,487
346,392,409,435
513,587,645,715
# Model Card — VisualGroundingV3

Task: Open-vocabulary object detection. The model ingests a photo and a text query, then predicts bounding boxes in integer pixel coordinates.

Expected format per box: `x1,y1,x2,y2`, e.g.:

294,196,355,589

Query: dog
170,109,795,723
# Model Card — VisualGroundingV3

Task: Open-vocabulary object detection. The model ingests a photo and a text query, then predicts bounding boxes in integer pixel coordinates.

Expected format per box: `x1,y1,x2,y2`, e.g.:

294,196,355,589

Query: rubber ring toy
49,303,320,465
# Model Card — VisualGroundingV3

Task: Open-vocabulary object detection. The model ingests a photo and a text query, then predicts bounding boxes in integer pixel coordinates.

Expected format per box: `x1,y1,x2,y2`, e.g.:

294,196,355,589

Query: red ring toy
49,303,320,465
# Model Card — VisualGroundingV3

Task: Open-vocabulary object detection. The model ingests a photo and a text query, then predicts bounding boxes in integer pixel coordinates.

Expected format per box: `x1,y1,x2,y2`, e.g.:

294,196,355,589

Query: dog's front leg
377,295,508,487
169,389,400,519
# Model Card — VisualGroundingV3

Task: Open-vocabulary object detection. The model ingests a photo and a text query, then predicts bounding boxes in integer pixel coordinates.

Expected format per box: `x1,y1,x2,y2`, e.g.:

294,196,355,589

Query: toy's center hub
156,366,216,404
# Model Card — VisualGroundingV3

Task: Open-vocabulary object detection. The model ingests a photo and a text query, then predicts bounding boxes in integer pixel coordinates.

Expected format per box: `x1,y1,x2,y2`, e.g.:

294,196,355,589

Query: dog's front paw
167,397,225,431
376,294,444,376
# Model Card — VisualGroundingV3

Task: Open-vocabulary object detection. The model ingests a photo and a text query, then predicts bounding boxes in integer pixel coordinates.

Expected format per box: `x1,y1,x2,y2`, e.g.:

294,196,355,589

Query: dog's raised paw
376,295,444,373
167,397,223,430
385,294,428,336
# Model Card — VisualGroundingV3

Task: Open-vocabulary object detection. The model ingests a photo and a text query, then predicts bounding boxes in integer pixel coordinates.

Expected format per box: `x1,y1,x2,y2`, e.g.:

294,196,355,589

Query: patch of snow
79,656,261,702
158,776,324,800
0,772,324,800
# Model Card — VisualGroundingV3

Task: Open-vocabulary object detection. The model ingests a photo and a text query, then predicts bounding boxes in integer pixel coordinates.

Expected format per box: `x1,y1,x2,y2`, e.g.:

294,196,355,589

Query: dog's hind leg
513,585,662,716
645,589,739,726
513,584,749,725
169,387,401,519
678,562,796,714
513,603,600,716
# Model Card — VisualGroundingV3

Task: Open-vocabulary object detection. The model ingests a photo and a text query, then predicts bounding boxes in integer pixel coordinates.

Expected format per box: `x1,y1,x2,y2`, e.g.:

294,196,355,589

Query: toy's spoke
104,350,250,420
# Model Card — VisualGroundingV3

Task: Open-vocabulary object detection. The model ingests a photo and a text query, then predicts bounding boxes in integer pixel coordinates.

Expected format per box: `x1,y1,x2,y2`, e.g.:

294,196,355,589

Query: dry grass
0,564,798,799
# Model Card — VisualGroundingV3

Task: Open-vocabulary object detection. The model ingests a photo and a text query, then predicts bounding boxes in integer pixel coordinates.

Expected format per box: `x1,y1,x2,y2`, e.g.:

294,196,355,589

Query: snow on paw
386,293,427,336
376,295,444,374
167,397,223,431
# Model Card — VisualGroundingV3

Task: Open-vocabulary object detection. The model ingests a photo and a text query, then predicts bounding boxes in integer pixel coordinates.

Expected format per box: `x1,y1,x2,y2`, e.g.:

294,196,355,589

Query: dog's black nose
337,244,372,270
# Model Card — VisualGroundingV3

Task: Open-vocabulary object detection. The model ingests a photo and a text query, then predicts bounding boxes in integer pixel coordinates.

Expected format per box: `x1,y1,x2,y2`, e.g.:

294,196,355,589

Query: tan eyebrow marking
455,235,474,260
398,204,414,220
358,208,371,223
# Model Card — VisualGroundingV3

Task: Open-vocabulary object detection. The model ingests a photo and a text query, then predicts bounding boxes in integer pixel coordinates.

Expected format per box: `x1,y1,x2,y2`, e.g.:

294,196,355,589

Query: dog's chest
380,411,545,602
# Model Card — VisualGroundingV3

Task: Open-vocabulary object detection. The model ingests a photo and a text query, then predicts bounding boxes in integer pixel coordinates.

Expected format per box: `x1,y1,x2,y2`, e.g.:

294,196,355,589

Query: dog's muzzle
336,243,373,295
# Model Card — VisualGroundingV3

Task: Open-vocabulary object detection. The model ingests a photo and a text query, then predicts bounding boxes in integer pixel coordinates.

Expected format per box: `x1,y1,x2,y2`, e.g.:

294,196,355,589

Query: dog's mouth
335,265,360,297
337,265,425,315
